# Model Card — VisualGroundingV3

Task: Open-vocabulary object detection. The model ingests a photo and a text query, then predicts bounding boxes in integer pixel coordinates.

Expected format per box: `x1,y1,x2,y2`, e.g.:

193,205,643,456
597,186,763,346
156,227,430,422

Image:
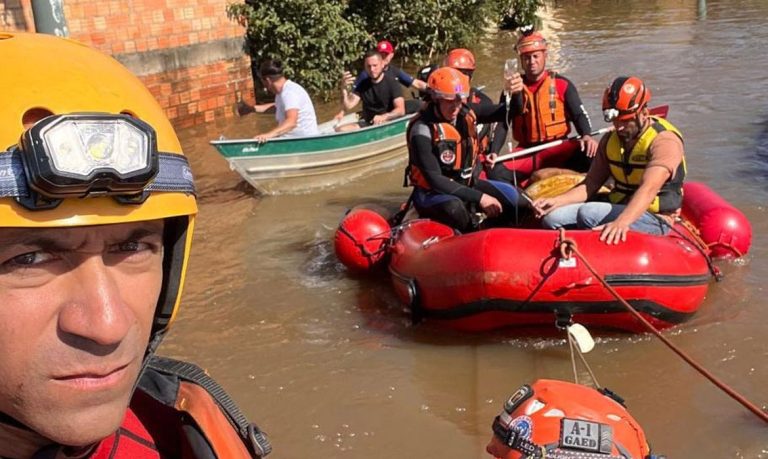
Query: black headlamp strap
0,151,195,199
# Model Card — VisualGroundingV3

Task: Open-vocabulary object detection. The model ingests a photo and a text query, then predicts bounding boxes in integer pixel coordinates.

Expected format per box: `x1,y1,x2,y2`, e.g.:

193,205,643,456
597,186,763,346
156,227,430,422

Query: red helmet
602,76,651,122
427,67,469,100
376,40,394,55
444,48,476,71
516,31,547,54
488,380,653,459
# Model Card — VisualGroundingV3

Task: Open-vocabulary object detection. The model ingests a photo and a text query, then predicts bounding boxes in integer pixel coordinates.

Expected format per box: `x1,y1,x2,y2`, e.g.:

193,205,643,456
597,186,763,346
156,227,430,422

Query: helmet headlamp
19,113,159,199
602,108,620,123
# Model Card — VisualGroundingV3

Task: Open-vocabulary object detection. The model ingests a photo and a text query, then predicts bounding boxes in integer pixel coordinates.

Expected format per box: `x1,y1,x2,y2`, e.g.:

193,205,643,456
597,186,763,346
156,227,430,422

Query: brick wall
0,0,253,129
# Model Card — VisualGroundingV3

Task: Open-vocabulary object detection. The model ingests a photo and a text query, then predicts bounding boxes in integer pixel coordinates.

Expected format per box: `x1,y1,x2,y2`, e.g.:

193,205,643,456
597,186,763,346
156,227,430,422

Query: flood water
160,0,768,456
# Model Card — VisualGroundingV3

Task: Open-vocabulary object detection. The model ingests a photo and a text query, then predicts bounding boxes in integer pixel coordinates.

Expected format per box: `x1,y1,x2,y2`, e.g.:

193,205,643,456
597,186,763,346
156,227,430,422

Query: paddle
496,104,669,164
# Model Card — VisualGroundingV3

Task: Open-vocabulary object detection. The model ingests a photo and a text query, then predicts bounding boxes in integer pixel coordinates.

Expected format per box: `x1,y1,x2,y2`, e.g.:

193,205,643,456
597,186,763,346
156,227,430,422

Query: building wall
0,0,254,129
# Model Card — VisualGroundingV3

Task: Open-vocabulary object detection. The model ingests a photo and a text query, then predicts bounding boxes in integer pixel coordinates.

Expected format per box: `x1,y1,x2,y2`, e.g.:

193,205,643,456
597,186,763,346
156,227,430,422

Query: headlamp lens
45,118,150,175
603,108,620,123
20,113,159,199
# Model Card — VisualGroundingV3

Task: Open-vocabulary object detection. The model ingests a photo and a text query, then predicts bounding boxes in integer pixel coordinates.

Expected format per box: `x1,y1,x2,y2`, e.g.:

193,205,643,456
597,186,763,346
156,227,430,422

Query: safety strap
0,150,196,198
145,356,272,457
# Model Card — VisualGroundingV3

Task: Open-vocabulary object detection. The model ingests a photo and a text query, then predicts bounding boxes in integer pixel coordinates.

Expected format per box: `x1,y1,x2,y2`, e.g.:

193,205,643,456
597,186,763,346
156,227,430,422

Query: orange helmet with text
602,76,651,122
488,380,653,459
444,48,476,71
516,30,548,55
427,67,470,100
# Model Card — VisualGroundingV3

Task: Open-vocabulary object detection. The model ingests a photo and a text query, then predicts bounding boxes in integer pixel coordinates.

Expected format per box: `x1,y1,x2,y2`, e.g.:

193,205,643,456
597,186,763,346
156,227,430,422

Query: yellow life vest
513,71,569,146
605,116,686,213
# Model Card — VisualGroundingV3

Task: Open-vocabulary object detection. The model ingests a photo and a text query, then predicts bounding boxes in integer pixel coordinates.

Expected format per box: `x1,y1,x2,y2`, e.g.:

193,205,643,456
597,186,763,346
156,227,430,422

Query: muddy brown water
159,1,768,456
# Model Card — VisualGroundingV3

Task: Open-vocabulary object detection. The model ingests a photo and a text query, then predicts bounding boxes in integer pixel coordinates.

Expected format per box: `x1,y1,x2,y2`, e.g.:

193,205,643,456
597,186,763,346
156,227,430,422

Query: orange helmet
602,76,651,122
444,48,476,71
516,30,547,55
427,67,470,100
488,380,653,459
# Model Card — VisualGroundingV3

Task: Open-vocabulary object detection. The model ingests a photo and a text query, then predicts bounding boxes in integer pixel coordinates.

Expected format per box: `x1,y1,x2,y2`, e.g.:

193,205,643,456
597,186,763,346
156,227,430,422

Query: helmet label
508,415,533,439
560,418,612,453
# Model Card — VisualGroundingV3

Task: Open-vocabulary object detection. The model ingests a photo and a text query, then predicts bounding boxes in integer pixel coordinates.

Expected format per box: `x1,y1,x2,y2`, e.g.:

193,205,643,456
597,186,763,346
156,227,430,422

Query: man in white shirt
254,59,319,142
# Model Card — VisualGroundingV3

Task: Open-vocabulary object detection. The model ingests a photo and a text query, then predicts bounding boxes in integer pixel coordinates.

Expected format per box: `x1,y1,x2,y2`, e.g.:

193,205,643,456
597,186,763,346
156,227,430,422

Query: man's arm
533,137,611,216
561,75,597,157
254,108,298,142
254,102,276,113
561,76,592,135
595,131,683,243
372,97,405,124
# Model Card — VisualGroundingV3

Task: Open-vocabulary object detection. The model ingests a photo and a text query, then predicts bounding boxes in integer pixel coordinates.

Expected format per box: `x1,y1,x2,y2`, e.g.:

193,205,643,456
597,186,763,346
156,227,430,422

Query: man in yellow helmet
0,33,269,458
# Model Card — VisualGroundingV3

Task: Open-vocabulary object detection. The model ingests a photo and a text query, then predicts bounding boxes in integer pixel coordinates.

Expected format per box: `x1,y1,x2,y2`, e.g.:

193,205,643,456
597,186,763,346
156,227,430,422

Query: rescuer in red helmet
488,27,599,183
532,76,687,245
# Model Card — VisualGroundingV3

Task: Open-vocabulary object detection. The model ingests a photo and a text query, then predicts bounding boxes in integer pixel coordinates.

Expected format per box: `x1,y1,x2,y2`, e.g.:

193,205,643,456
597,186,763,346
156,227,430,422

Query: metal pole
31,0,69,36
698,0,707,20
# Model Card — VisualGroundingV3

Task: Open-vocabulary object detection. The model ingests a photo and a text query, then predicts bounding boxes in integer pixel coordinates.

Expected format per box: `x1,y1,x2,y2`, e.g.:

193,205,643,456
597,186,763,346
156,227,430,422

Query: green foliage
226,0,368,99
227,0,543,99
498,0,544,30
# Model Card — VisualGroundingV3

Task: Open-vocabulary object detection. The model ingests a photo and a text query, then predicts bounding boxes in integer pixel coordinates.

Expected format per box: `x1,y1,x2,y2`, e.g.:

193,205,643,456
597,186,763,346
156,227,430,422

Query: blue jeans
541,202,671,236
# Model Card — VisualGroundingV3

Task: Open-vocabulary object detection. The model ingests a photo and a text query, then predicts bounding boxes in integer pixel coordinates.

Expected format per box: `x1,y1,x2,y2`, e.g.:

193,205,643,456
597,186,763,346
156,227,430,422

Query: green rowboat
210,114,411,194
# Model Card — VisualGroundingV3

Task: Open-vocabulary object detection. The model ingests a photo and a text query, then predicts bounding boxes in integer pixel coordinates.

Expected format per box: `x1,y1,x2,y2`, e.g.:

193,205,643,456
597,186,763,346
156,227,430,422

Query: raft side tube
681,181,752,258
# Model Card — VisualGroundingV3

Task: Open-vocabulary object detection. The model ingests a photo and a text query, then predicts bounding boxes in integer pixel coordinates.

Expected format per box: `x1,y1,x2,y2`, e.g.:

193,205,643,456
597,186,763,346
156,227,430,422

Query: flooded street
160,0,768,456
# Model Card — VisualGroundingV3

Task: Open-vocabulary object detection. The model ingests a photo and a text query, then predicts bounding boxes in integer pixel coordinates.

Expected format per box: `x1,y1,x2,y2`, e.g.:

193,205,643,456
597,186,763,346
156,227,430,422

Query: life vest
512,71,569,146
605,116,686,213
469,87,491,155
89,356,271,459
406,104,479,189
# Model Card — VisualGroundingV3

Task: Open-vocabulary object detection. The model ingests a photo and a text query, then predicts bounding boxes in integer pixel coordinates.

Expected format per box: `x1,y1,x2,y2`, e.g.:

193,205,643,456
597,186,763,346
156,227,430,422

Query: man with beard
532,76,686,244
335,49,405,131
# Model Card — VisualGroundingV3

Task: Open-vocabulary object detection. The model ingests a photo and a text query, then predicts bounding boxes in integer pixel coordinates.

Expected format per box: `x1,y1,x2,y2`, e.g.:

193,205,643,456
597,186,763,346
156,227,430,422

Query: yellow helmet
0,32,197,350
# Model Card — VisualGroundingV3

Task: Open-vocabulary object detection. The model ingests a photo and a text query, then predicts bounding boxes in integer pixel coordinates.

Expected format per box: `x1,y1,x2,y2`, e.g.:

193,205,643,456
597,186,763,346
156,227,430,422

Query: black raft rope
555,228,768,424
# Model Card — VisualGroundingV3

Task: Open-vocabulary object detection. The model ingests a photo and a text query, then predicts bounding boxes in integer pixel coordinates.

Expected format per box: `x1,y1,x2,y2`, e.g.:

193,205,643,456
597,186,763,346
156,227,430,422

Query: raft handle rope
555,228,768,424
655,215,724,281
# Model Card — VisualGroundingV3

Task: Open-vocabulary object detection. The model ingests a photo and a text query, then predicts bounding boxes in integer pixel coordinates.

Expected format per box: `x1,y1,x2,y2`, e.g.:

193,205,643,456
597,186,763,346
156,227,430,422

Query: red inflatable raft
335,182,751,332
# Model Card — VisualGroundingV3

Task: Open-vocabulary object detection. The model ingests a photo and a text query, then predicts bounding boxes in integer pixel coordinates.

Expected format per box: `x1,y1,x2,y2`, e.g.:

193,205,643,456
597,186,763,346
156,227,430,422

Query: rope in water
556,228,768,423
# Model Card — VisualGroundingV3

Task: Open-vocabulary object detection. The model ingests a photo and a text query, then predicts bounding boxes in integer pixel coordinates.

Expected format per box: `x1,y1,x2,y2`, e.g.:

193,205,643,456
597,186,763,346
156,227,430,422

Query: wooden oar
496,104,669,164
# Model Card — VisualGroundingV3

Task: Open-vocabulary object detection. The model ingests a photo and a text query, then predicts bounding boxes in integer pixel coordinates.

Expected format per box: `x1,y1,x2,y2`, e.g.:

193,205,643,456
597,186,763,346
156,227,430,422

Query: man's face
614,110,648,143
436,97,463,122
365,55,385,81
381,52,394,66
261,76,276,95
521,50,547,80
0,220,164,446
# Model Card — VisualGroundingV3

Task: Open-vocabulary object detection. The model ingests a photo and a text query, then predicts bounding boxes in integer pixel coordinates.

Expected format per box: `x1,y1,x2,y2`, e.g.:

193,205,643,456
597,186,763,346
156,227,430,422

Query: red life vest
406,104,479,189
86,356,271,459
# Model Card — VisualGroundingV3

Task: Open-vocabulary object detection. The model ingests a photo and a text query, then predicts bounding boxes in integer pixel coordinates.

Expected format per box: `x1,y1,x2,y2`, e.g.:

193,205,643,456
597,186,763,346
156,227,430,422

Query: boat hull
210,115,410,194
388,222,712,333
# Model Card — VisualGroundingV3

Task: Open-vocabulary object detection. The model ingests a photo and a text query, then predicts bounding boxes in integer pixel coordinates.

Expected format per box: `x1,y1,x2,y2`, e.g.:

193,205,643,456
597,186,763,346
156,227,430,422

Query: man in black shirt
336,50,406,132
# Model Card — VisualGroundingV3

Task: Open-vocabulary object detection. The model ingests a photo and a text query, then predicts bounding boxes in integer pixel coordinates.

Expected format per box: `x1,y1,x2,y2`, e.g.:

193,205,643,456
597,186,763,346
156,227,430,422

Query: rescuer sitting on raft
533,76,686,245
488,27,598,183
486,379,664,459
404,67,529,232
0,33,269,458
